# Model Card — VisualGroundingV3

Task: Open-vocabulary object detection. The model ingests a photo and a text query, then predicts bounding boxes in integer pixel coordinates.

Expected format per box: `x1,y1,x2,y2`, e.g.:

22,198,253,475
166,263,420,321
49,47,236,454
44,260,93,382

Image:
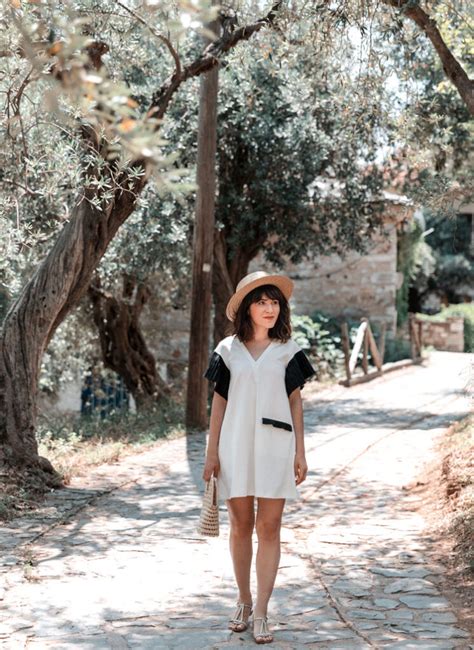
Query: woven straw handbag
197,477,219,537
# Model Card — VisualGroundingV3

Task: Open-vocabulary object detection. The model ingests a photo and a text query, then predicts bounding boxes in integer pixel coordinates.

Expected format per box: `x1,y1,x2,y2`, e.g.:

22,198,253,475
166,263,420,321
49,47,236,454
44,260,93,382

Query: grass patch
439,414,474,574
37,397,185,483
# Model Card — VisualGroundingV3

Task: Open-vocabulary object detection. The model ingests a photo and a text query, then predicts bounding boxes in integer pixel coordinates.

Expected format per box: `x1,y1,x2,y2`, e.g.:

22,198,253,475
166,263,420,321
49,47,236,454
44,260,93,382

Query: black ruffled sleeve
285,350,316,397
204,351,230,400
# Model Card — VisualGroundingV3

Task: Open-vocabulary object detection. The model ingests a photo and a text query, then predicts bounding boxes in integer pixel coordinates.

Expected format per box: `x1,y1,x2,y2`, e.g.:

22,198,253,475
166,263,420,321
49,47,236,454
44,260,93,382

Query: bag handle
207,477,217,506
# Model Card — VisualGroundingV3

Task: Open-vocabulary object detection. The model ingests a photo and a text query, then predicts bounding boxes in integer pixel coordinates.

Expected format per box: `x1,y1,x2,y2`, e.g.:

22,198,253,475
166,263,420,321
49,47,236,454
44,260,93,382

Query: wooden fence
339,314,423,387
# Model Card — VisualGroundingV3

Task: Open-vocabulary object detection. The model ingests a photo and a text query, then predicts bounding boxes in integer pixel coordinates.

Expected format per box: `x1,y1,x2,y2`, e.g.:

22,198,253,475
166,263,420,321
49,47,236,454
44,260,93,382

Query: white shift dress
204,335,315,501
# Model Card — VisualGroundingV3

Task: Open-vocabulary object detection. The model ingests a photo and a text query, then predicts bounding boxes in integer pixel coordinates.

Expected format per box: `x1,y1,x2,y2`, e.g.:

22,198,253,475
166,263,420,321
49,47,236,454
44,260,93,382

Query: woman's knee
227,496,255,538
229,516,254,538
255,517,281,542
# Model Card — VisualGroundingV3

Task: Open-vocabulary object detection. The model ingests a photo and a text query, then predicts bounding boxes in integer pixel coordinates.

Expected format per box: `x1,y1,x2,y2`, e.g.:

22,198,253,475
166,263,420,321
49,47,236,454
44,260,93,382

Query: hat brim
226,275,294,322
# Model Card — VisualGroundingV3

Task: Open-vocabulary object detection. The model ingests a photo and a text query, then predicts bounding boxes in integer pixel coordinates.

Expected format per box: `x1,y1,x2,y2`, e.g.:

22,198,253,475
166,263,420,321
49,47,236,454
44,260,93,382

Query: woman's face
248,292,280,330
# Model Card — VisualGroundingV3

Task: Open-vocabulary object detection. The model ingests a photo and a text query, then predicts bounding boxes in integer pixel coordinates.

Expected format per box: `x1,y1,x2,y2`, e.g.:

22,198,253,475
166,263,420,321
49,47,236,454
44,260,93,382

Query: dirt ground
407,421,474,640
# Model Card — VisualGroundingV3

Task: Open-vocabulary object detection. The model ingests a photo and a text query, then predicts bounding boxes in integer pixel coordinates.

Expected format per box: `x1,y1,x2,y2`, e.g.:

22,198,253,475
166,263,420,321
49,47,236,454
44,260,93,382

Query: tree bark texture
185,60,219,430
383,0,474,115
89,275,170,410
0,174,146,474
211,230,235,344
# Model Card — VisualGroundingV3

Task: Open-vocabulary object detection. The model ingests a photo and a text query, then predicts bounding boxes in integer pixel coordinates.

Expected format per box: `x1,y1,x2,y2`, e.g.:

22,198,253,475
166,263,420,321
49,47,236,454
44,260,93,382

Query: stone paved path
0,351,472,649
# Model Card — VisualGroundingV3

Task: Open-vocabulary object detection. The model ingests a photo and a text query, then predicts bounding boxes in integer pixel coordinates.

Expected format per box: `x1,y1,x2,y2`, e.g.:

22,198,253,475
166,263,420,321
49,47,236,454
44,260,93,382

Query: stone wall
248,199,414,336
417,316,464,352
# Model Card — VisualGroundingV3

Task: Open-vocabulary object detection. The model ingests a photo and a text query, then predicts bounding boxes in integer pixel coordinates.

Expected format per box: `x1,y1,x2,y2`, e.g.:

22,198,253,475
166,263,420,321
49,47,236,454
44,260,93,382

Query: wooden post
362,321,369,374
340,322,351,383
379,322,386,365
412,316,422,360
417,319,423,354
185,19,220,430
366,322,382,371
408,313,418,360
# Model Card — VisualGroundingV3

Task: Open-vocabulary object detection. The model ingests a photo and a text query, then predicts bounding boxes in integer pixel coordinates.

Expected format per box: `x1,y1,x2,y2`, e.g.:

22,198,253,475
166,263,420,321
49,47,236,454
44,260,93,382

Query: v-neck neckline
237,337,275,364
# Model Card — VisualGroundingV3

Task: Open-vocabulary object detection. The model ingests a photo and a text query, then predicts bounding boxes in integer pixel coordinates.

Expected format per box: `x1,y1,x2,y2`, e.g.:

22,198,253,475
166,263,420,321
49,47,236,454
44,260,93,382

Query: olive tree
0,0,283,479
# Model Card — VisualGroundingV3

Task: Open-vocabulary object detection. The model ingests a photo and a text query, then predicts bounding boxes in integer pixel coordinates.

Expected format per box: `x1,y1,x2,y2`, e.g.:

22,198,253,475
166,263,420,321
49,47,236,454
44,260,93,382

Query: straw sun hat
225,271,294,322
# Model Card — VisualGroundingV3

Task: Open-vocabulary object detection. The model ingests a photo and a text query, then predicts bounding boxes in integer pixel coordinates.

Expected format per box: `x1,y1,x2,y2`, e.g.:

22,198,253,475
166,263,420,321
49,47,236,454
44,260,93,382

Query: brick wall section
417,317,464,352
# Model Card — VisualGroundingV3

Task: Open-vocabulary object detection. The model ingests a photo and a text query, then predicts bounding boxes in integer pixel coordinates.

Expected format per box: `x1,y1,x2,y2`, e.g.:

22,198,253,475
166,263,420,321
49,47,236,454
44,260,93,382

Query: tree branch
148,1,284,120
383,0,474,115
114,0,181,77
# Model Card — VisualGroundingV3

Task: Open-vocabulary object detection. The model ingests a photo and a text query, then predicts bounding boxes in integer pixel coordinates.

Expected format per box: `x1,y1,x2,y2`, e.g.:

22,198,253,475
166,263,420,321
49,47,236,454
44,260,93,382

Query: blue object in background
81,368,129,418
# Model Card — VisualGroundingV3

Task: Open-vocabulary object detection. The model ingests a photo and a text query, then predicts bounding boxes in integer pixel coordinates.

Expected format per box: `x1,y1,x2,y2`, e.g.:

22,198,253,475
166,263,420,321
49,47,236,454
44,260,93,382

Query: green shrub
36,396,185,446
443,304,474,353
291,313,345,379
383,337,412,362
291,311,411,377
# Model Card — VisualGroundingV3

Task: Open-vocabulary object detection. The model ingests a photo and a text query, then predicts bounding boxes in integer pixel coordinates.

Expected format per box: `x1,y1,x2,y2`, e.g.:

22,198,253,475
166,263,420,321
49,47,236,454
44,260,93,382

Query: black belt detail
262,417,293,432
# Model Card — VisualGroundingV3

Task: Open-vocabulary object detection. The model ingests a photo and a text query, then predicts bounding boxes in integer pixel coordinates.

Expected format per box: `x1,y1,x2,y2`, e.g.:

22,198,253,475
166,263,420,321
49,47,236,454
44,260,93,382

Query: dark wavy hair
232,284,292,343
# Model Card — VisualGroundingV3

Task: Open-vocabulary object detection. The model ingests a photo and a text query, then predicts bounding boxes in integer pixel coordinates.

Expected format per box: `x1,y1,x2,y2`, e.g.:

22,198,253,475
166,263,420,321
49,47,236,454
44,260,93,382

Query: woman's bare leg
226,496,255,611
253,497,285,640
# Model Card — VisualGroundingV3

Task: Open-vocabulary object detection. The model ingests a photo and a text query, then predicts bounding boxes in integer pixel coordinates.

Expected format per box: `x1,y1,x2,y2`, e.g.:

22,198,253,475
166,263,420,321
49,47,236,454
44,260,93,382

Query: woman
202,271,315,645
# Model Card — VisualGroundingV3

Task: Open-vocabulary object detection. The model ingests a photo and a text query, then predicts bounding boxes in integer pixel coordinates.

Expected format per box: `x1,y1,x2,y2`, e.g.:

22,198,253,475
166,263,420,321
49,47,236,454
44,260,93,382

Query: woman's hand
203,452,220,481
294,452,308,485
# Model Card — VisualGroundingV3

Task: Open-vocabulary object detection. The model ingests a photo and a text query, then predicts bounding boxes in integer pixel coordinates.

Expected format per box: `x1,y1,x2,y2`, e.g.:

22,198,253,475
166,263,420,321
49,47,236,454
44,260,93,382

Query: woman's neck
251,325,271,342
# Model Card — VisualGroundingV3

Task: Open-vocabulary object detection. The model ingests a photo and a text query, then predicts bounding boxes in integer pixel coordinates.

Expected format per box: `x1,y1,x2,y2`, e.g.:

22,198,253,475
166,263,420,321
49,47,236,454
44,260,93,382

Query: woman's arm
202,391,227,480
289,388,308,485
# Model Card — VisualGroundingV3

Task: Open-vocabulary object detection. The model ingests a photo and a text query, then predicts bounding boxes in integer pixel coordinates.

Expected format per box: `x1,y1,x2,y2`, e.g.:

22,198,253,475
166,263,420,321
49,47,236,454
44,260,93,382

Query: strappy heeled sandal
228,602,253,632
253,615,273,644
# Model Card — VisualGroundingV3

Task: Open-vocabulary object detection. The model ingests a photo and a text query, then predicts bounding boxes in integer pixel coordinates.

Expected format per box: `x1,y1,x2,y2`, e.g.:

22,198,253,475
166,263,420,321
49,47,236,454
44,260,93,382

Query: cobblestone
0,351,472,648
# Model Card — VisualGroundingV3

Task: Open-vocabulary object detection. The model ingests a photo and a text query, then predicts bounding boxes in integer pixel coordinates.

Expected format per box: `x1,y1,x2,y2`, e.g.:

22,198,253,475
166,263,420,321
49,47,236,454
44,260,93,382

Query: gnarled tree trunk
0,173,147,478
89,275,170,409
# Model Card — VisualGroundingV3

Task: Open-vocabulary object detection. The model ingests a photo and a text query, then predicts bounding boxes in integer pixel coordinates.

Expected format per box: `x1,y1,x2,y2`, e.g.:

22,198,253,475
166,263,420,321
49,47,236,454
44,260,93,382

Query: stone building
250,191,414,336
